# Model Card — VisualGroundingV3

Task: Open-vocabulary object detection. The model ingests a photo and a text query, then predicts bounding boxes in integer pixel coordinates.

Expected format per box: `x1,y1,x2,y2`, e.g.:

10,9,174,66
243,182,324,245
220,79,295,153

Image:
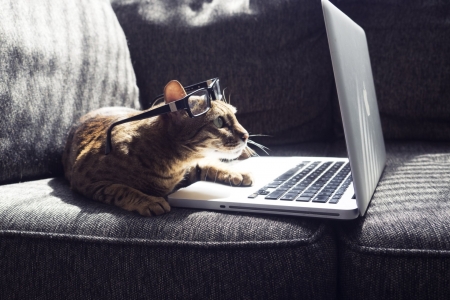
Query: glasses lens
212,79,222,100
188,89,209,116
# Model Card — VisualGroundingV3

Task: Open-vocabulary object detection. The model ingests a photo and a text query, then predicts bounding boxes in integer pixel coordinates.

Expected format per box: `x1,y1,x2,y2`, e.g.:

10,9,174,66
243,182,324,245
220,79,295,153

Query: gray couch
1,0,450,299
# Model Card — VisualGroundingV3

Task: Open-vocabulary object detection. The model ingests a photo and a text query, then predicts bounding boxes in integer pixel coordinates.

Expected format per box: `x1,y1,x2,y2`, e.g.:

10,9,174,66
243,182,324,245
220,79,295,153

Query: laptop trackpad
172,181,234,200
170,157,304,201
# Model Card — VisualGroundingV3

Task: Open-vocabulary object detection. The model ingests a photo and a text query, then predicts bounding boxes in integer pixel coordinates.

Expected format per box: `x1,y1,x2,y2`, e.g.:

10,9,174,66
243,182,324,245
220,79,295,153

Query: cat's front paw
226,170,253,187
201,165,253,187
136,196,171,217
100,184,171,217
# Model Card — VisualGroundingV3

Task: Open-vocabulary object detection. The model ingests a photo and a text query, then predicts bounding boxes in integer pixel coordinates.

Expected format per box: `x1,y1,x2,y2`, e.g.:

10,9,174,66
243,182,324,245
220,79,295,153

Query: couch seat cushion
0,177,337,299
337,141,450,300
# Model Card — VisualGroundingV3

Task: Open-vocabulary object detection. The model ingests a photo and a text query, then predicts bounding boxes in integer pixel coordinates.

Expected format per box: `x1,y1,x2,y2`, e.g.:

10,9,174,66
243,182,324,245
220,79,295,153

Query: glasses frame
105,88,211,154
149,78,221,108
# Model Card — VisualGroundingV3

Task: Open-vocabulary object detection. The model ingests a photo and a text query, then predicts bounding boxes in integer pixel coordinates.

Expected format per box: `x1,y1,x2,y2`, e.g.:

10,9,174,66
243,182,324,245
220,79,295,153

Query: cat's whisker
249,134,271,137
221,88,232,105
214,169,219,183
247,139,269,150
243,145,258,158
247,146,260,157
205,166,211,181
247,134,271,155
247,139,270,155
222,88,228,104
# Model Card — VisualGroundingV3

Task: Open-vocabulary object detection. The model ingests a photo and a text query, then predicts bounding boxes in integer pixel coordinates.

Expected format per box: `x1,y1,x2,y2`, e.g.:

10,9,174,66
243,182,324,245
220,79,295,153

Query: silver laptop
167,0,386,220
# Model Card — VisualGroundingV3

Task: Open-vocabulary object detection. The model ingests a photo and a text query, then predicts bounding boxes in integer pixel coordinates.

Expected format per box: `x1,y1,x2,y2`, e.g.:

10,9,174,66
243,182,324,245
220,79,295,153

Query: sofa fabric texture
1,235,337,300
110,0,335,146
0,178,337,300
111,0,450,145
2,142,450,298
1,0,450,299
332,0,450,141
337,142,450,300
0,0,139,185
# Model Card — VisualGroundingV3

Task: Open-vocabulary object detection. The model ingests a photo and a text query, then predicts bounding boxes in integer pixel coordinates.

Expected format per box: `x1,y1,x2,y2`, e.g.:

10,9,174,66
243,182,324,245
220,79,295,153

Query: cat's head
162,80,254,161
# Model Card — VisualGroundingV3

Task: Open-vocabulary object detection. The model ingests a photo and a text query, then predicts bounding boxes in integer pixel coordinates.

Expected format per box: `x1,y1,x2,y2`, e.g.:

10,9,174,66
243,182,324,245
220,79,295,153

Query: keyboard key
329,196,340,204
280,193,298,201
302,192,315,198
281,184,295,188
267,181,283,188
337,188,347,194
265,190,286,200
258,190,270,195
276,187,290,191
317,191,332,196
296,196,311,202
248,193,258,199
312,196,329,203
275,176,291,181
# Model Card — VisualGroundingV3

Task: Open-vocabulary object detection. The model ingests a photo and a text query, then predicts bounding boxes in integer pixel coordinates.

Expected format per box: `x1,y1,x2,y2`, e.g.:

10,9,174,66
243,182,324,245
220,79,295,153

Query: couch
1,0,449,299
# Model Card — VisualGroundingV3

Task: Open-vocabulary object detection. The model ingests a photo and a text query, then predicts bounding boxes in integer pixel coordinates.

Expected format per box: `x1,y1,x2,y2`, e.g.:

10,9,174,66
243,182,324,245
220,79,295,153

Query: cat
62,80,255,216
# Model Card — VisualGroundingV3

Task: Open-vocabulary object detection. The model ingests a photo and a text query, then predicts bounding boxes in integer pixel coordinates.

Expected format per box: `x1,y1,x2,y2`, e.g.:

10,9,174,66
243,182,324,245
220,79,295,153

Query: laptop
167,0,386,220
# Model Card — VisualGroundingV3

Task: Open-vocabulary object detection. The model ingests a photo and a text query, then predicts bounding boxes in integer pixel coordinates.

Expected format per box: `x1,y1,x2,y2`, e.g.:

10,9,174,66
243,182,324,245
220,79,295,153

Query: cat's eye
214,116,224,128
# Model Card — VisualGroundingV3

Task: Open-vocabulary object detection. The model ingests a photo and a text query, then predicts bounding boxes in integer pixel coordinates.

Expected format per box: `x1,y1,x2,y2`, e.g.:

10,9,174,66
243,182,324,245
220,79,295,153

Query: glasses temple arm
105,105,172,155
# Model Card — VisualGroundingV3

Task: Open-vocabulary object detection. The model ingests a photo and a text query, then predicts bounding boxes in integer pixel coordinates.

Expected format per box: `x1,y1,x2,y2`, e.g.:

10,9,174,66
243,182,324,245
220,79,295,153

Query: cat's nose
241,132,249,142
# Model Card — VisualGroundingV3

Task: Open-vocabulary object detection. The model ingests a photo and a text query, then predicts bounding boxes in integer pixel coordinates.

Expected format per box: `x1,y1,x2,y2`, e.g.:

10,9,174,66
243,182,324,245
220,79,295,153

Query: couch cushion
337,141,450,299
111,0,335,146
0,177,337,299
331,0,450,141
0,0,139,185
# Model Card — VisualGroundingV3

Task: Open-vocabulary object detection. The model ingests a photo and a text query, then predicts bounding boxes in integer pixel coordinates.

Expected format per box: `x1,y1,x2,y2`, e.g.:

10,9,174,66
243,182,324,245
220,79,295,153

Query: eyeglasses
105,88,212,154
149,78,222,108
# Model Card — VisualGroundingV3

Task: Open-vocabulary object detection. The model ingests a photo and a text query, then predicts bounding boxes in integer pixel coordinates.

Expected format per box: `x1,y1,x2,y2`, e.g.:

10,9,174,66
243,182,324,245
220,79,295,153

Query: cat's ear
162,80,187,125
164,80,187,104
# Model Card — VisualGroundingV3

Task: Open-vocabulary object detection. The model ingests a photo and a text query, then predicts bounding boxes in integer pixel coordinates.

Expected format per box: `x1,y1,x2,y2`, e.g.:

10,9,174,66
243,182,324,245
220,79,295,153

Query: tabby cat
63,80,254,216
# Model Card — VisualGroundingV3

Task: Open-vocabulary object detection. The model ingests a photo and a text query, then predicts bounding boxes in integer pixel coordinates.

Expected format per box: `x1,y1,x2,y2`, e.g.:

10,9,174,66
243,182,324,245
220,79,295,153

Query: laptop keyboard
248,161,352,204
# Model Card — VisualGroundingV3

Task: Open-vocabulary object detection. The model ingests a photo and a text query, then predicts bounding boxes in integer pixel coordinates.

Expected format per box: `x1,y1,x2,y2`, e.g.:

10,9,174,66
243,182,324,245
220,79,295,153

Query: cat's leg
93,183,171,216
197,161,253,187
177,166,199,188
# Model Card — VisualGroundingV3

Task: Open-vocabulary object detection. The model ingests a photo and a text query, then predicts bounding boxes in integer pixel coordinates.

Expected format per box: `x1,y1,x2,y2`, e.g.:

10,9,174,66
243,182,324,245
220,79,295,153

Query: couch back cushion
111,0,335,146
0,0,139,184
331,0,450,141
